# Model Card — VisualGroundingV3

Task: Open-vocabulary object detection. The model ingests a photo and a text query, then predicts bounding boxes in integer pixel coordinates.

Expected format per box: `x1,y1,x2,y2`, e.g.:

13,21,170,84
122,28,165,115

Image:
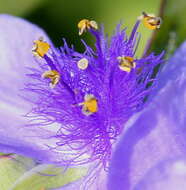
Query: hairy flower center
28,15,163,167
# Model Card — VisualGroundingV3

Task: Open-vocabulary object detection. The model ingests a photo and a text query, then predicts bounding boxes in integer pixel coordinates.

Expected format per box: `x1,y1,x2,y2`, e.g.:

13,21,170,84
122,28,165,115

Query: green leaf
0,155,35,190
10,164,87,190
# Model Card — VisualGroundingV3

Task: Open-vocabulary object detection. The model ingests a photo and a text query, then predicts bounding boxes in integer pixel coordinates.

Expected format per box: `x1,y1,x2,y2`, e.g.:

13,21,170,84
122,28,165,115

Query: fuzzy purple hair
24,20,163,167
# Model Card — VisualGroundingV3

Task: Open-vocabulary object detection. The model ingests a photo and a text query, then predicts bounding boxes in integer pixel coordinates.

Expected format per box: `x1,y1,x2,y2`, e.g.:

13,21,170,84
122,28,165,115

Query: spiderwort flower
24,16,163,167
0,13,164,188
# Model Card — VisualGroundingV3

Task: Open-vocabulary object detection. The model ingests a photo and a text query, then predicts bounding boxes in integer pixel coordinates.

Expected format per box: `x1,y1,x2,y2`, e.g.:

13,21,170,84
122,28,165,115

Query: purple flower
0,13,171,189
21,18,164,166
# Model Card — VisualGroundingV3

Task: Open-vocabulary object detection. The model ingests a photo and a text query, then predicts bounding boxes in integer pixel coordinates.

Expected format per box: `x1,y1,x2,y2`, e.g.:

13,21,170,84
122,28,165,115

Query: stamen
42,70,60,88
89,20,98,30
77,58,89,70
140,12,162,30
79,94,98,116
117,56,136,73
32,37,50,57
78,19,98,35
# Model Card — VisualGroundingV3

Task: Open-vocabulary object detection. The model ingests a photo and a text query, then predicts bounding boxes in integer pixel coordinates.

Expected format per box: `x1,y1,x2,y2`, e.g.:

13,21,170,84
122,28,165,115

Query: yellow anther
42,70,60,88
32,37,50,57
89,20,98,30
117,56,136,73
77,58,89,70
78,19,98,35
79,94,98,116
141,12,162,30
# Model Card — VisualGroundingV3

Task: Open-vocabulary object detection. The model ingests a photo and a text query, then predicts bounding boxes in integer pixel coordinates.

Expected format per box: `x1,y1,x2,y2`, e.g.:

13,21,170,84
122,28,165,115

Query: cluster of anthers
28,12,163,166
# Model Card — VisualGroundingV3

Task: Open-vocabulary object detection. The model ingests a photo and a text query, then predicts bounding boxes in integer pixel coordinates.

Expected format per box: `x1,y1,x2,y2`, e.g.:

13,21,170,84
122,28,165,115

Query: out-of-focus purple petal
0,14,51,110
0,14,57,162
108,42,186,190
134,157,186,190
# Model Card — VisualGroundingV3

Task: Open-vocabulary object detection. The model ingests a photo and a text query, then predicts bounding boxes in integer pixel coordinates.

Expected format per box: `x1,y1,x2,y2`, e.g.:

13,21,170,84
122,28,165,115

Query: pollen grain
77,58,89,70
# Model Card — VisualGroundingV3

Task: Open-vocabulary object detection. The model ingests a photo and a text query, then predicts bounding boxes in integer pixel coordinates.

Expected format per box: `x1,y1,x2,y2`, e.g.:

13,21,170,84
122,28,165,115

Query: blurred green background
1,0,186,56
0,0,162,56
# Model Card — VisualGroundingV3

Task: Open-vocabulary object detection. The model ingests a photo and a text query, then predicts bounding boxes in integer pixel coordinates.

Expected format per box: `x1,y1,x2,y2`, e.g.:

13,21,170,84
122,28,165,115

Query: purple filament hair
24,20,164,167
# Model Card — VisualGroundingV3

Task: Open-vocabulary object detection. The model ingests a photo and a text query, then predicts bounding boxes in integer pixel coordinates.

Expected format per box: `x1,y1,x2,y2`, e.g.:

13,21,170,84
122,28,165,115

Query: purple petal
108,42,186,190
134,157,186,190
0,14,57,162
0,14,51,110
